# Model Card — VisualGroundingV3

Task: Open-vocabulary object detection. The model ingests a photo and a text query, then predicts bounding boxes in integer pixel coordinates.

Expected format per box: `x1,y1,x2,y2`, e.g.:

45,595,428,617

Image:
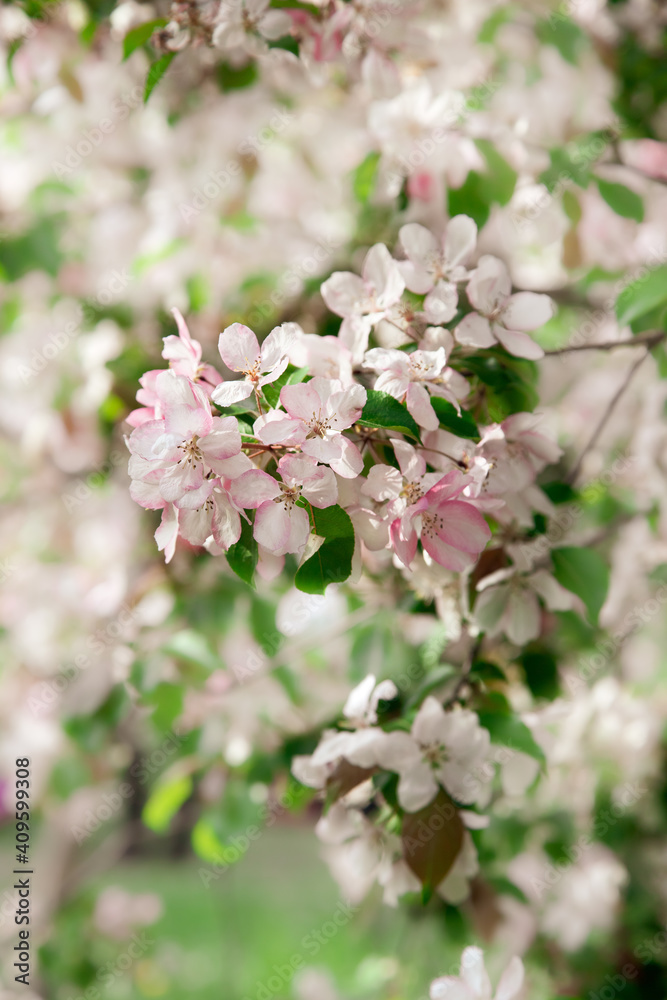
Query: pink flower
363,439,446,516
211,322,294,407
127,371,242,507
320,244,405,362
363,347,468,430
162,308,222,393
389,470,491,570
230,454,337,556
456,255,554,359
126,369,163,428
177,452,255,551
399,215,477,292
255,376,367,478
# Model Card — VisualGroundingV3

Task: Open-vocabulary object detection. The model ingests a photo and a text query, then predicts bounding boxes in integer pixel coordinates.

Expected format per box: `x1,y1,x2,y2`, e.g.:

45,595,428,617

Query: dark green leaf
217,60,259,92
295,504,355,594
596,178,644,222
226,518,258,587
358,389,421,441
551,546,609,626
262,364,308,408
477,706,546,767
519,650,560,700
429,398,480,440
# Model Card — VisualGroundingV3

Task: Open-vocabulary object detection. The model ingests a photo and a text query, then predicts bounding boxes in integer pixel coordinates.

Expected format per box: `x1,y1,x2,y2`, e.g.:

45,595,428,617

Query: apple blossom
430,947,524,1000
211,322,294,407
363,346,469,430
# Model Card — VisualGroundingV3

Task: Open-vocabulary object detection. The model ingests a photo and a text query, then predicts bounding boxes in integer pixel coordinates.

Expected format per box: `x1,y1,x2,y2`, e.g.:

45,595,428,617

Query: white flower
474,567,576,645
399,216,478,293
456,256,554,360
372,697,493,812
212,0,291,53
430,946,525,1000
363,347,468,430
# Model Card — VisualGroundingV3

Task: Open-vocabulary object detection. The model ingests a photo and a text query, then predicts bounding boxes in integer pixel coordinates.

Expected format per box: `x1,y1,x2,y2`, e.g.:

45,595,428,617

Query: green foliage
429,398,480,440
226,518,259,587
448,141,517,228
262,364,308,408
352,151,381,203
551,546,610,626
217,60,259,92
463,352,539,420
295,504,355,594
478,692,546,766
144,52,175,103
122,19,166,60
143,773,193,833
616,264,667,329
596,178,644,222
0,216,63,281
358,389,421,440
536,15,588,65
518,649,560,700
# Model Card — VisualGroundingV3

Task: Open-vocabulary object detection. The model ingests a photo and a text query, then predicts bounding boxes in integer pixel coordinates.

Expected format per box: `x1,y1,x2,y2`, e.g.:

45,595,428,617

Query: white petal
455,313,496,349
493,957,524,1000
363,243,405,308
444,215,477,269
399,222,439,274
211,379,253,407
460,946,492,1000
493,325,544,360
501,292,554,332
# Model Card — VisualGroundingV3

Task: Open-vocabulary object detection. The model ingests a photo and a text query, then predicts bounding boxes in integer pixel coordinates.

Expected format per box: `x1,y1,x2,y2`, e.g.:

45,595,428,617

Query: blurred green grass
77,825,458,1000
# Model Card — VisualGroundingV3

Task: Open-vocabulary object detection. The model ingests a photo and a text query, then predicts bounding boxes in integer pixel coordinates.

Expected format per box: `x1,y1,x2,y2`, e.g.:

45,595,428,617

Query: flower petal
493,325,544,360
218,323,260,372
501,291,554,332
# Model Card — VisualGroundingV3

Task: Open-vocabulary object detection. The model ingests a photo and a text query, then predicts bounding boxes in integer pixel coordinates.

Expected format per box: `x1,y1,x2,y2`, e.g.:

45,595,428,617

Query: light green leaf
596,178,644,222
144,52,175,103
353,152,381,204
142,774,192,833
161,630,220,673
615,264,667,328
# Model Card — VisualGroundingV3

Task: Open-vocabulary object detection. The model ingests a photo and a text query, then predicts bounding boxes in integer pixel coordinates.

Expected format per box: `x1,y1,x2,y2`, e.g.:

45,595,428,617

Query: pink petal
280,380,323,422
393,438,425,480
455,313,496,349
390,514,418,567
218,323,260,372
501,292,554,332
363,464,403,501
493,325,544,360
466,255,511,316
431,499,491,553
328,436,364,478
255,411,306,446
406,382,438,431
211,380,254,407
424,281,458,325
165,404,213,440
212,494,242,550
363,243,405,308
339,315,372,364
329,382,367,428
230,469,280,508
254,500,310,556
155,504,179,563
320,271,367,317
129,479,165,510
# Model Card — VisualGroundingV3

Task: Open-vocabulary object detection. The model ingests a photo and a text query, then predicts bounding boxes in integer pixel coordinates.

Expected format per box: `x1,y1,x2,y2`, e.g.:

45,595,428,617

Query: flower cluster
127,221,557,589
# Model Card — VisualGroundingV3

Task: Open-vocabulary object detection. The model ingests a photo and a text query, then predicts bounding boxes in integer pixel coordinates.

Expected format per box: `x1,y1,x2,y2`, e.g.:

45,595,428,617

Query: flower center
178,435,202,466
400,480,424,506
422,742,448,768
274,483,302,510
421,510,445,539
306,410,333,439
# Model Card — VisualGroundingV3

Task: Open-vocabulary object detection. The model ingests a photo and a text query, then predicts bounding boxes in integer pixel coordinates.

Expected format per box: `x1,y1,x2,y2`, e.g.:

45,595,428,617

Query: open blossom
230,453,337,557
371,697,493,812
475,566,575,645
399,215,478,294
430,947,524,1000
127,371,242,507
456,255,554,359
390,470,491,571
363,438,447,517
320,244,405,362
212,0,292,52
479,413,563,494
255,376,367,478
211,323,293,407
363,347,469,430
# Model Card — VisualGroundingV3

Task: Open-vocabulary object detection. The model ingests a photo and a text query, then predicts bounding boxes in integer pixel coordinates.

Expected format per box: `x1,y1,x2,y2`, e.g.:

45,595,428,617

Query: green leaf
536,16,587,65
358,389,421,441
142,774,192,833
353,151,381,203
226,518,258,587
551,546,609,626
161,629,220,673
122,19,166,59
217,60,259,92
405,664,457,710
478,7,511,44
295,504,355,595
401,789,465,891
539,145,591,193
144,52,175,103
429,398,480,440
477,704,546,767
474,139,517,206
518,650,560,700
469,660,506,683
596,178,644,222
448,170,491,229
615,264,667,328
